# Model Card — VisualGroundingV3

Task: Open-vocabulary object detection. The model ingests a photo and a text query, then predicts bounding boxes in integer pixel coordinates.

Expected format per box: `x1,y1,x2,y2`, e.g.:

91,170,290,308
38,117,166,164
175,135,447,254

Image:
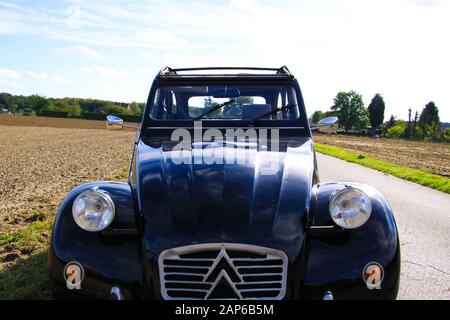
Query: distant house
1,108,9,114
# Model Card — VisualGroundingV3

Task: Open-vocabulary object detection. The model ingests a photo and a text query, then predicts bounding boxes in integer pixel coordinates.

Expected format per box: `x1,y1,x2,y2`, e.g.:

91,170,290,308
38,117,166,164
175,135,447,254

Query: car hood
136,137,315,260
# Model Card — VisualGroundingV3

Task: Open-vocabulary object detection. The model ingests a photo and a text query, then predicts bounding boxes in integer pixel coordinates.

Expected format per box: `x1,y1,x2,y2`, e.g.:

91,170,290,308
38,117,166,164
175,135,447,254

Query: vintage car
49,66,400,300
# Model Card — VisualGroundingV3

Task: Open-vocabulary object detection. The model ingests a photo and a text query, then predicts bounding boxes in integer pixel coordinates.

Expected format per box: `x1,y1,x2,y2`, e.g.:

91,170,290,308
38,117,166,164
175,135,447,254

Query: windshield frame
142,78,310,131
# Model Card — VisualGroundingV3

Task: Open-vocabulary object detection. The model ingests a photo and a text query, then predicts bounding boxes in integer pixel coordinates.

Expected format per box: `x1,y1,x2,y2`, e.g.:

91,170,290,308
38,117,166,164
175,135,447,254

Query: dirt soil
314,134,450,177
0,123,135,268
0,116,137,298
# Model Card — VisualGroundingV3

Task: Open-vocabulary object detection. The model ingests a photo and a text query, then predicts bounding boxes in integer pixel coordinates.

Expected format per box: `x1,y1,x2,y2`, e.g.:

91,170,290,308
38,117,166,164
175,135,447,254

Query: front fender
304,181,400,300
49,181,143,299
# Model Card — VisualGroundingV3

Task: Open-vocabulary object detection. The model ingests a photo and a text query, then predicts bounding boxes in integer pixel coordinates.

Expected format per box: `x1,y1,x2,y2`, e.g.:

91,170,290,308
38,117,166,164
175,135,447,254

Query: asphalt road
317,153,450,300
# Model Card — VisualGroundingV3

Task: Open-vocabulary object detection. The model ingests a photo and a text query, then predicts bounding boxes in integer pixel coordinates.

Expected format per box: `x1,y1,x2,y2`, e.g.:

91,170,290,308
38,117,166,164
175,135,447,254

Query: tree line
0,92,144,118
309,91,449,141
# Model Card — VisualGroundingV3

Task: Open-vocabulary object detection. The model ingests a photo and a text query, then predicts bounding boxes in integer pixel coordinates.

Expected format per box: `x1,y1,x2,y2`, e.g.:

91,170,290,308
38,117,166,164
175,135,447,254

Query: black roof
158,66,294,80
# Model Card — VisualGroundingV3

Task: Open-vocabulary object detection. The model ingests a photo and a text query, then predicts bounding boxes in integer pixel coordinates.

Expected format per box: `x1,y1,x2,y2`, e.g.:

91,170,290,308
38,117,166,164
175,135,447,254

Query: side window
150,89,161,119
288,88,300,120
276,91,288,120
150,89,178,119
171,91,177,114
276,93,282,120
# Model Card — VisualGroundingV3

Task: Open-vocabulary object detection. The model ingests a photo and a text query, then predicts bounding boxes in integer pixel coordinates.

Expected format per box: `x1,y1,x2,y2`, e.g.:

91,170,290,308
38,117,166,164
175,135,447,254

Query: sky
0,0,449,121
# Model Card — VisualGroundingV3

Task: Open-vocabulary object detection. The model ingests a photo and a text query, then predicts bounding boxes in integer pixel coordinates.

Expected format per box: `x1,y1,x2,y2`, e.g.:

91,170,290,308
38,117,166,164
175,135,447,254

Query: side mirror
107,115,124,126
106,115,139,129
318,117,339,134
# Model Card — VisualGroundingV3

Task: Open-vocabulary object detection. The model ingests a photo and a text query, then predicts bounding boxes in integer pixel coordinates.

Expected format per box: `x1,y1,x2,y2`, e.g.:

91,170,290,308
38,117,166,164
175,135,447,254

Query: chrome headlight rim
329,187,372,229
72,188,115,232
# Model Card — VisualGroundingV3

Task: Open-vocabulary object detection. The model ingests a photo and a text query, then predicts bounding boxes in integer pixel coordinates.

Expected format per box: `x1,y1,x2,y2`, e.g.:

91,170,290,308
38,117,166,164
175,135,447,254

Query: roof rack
159,66,293,78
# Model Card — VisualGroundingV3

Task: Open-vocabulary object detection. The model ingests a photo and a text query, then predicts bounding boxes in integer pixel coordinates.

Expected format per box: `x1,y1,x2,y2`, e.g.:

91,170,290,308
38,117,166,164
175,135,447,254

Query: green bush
107,105,133,115
119,114,142,123
412,126,423,138
81,112,106,120
386,124,404,138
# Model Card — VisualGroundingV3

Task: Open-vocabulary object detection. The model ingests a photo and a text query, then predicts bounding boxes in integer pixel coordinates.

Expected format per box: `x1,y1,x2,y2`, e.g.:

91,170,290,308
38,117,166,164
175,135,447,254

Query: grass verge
0,210,53,299
315,143,450,194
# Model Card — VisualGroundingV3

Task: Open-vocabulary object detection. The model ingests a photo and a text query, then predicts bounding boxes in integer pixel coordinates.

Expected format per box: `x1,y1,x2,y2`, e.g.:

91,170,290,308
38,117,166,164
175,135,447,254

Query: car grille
158,243,288,300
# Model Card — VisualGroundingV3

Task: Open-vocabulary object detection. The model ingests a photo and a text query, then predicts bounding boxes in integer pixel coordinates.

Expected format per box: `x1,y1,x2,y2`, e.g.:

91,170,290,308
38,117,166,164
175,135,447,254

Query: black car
49,67,400,300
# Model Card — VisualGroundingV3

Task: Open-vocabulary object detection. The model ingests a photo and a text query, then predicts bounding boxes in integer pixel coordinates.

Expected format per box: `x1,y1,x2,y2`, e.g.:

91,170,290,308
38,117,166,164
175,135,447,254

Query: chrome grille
158,243,288,300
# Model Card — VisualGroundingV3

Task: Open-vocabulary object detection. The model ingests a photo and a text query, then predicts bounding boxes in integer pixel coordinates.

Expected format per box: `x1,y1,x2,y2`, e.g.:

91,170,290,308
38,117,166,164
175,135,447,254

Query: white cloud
25,70,67,83
411,0,443,7
81,65,127,79
0,78,21,88
54,46,103,59
137,52,157,60
0,68,21,88
0,1,215,49
0,68,21,80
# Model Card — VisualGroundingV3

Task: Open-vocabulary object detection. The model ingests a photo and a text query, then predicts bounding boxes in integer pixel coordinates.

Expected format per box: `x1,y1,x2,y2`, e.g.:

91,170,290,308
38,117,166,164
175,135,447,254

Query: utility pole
412,111,419,138
407,108,412,138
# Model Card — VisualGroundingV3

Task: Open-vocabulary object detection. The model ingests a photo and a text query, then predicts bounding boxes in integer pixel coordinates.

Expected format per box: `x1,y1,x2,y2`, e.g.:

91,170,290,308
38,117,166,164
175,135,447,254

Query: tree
444,128,450,140
367,94,385,129
309,110,336,124
427,122,441,140
331,91,367,132
28,95,50,115
201,97,220,118
309,111,324,124
11,95,28,112
107,104,132,115
223,96,253,118
0,93,13,110
387,115,396,128
419,101,440,138
130,102,143,114
386,124,404,139
412,111,419,138
405,108,412,138
52,99,70,111
67,100,81,117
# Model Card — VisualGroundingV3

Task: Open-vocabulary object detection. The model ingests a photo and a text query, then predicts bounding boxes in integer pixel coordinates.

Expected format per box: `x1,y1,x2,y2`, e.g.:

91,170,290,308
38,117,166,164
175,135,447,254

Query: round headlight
329,187,372,229
72,189,115,232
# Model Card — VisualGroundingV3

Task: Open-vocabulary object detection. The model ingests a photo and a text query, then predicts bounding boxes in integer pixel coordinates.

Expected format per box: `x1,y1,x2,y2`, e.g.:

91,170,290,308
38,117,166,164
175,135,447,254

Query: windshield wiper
194,99,236,120
250,104,297,126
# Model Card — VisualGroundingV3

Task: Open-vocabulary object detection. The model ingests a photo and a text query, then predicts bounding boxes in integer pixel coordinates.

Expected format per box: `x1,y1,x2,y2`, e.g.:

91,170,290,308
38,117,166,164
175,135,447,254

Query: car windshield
149,84,301,121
